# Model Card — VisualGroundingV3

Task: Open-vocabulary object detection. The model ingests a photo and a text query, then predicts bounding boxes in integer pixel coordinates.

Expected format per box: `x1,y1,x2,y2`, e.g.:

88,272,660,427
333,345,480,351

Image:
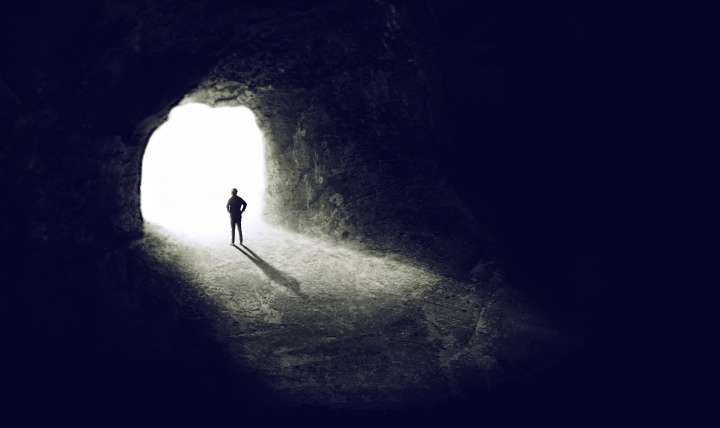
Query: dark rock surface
0,0,695,423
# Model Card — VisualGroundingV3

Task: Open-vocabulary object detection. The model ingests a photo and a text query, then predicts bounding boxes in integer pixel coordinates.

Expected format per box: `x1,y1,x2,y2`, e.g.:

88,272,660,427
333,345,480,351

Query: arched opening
140,103,265,241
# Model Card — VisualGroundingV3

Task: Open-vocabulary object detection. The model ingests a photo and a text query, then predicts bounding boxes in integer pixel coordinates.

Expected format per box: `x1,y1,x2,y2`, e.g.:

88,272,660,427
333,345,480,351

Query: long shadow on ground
234,244,306,298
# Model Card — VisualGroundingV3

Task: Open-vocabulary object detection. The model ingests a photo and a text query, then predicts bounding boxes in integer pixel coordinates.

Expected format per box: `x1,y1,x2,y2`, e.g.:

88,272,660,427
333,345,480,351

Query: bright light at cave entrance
141,103,265,240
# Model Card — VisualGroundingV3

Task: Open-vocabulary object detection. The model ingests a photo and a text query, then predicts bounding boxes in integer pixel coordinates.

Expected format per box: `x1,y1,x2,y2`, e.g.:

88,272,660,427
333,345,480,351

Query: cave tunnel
0,0,689,423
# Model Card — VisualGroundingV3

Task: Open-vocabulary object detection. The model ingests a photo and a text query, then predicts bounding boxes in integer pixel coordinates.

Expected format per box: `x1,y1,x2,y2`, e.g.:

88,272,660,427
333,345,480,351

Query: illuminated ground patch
135,223,570,407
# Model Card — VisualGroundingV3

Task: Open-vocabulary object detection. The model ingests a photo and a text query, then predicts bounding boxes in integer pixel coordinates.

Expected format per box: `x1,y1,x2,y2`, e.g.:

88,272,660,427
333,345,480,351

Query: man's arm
240,199,247,213
227,199,231,213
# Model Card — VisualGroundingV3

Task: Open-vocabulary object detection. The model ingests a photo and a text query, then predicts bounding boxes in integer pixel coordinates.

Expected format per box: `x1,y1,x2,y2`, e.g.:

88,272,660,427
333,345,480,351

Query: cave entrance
140,103,265,241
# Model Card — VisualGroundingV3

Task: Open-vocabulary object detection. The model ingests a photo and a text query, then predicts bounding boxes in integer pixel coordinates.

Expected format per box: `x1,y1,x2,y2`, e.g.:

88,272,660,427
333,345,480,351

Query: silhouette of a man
227,188,247,245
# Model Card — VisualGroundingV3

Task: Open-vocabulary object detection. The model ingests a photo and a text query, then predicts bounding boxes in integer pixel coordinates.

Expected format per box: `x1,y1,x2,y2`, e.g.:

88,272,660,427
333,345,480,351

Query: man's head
231,188,238,195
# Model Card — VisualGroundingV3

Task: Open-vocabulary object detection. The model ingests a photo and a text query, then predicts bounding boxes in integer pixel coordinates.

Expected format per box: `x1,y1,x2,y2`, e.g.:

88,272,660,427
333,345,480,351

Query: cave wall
0,0,676,294
1,0,485,277
185,1,484,271
0,0,682,281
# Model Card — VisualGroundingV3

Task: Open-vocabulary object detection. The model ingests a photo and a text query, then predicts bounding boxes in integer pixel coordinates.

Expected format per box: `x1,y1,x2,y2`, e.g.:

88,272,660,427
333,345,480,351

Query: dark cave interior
0,0,701,423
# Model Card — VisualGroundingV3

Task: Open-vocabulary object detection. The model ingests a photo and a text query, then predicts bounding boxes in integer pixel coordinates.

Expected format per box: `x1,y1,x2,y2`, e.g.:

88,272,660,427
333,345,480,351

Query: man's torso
228,195,245,216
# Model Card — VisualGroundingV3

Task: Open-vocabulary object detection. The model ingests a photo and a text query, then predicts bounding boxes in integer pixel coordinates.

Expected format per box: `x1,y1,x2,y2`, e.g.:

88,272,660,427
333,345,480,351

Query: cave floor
133,220,568,408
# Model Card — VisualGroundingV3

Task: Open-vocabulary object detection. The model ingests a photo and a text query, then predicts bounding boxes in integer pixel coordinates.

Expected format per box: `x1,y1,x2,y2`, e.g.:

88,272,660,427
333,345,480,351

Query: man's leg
230,217,235,244
238,217,243,245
